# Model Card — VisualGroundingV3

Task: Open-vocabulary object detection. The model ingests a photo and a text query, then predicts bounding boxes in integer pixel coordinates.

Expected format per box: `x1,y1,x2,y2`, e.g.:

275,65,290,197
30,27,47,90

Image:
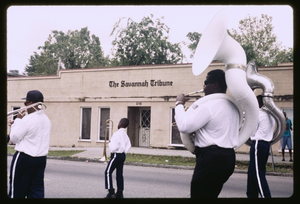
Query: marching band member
104,118,131,198
8,90,51,198
281,111,293,162
246,95,274,198
175,69,239,198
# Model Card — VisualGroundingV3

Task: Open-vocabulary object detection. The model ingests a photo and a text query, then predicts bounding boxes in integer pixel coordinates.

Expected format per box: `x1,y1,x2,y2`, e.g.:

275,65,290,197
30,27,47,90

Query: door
139,108,151,147
127,107,140,147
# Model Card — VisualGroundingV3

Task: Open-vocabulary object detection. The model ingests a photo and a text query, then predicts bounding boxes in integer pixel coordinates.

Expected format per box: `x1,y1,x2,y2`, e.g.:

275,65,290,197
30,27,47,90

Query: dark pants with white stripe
9,151,47,198
247,140,271,198
191,145,235,198
104,153,126,191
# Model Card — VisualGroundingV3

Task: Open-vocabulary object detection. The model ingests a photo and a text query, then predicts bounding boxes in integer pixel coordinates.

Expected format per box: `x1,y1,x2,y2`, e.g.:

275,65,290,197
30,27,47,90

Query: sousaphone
178,9,285,153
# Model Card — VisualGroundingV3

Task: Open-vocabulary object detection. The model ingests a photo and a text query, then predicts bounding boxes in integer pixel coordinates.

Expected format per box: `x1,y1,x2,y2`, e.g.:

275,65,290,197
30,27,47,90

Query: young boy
104,118,131,198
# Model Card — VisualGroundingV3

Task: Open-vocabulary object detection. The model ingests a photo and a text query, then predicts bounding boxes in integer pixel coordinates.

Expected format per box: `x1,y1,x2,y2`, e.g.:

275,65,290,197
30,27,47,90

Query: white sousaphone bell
178,9,285,153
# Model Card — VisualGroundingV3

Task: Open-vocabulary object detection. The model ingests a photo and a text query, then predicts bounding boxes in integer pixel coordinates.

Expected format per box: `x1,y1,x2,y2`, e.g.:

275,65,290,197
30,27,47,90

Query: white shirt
10,110,52,157
109,128,131,154
250,109,275,142
175,98,239,149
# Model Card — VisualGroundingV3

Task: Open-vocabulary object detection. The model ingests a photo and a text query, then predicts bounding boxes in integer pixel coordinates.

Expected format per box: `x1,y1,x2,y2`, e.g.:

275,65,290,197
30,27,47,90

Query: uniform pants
9,151,47,198
104,153,126,191
191,145,235,198
247,140,271,198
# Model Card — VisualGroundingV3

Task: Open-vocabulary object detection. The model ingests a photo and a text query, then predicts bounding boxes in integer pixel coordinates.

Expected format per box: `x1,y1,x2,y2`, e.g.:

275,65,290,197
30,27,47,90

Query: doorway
127,107,151,147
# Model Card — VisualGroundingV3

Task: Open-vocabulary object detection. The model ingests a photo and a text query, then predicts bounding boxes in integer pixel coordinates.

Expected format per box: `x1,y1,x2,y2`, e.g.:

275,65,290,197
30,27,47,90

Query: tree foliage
186,32,202,58
25,27,108,76
25,14,293,76
186,14,293,66
110,14,184,66
273,47,293,65
229,14,292,66
26,51,58,76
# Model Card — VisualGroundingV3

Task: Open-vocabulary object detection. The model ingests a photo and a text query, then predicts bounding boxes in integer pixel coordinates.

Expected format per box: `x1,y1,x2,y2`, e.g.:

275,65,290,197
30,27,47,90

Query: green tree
229,14,292,66
25,27,108,76
25,51,58,76
110,14,184,66
186,32,202,58
273,47,293,65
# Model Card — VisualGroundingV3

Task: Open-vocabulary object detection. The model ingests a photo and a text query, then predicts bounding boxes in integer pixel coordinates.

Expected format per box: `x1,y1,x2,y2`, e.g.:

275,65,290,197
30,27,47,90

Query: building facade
7,62,293,155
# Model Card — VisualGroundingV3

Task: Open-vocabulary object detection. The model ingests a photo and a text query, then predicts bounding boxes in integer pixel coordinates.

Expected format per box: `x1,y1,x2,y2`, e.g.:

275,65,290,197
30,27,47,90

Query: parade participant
175,69,239,198
104,118,131,198
246,95,274,198
9,90,52,198
281,112,293,161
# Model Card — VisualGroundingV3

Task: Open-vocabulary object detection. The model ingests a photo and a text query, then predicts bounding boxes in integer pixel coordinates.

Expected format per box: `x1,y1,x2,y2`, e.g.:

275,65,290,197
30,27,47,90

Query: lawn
126,153,196,166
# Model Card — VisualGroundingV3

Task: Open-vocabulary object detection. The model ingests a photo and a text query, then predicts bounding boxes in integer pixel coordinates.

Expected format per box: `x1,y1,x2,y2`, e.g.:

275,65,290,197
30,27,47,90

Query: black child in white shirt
104,118,131,198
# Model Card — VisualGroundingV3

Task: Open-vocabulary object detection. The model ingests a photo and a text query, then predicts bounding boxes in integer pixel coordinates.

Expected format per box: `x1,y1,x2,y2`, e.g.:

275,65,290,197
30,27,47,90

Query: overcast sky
7,5,293,74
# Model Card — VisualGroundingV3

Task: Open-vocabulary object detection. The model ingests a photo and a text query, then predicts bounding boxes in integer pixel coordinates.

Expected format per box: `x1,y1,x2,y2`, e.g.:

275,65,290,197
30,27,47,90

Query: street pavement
6,156,294,198
6,147,294,198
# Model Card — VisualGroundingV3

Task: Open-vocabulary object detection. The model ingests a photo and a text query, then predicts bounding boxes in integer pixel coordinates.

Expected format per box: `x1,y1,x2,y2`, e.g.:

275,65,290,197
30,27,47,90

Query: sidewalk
49,146,289,164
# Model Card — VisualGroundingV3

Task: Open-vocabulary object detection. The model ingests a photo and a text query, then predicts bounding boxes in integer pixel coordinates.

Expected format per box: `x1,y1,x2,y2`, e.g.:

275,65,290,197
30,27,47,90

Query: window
12,107,20,120
281,108,293,127
170,108,183,145
80,107,91,140
99,108,110,141
141,109,151,128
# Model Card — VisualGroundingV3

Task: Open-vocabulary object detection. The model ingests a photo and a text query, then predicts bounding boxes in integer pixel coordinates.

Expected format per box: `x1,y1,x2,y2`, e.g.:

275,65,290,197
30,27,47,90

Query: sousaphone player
175,70,239,198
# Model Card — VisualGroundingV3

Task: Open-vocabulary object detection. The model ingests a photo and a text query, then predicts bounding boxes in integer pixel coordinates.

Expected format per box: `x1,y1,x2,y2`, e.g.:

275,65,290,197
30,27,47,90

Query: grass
126,153,196,166
7,146,293,174
125,154,293,174
235,160,293,174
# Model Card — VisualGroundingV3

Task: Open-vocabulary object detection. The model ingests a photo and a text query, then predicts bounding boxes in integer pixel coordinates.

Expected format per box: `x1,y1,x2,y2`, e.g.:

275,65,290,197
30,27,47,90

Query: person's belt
196,145,219,150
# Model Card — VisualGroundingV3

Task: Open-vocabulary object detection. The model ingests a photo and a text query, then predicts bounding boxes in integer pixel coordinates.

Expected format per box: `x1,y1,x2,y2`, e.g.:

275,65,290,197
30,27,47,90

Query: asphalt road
7,156,293,198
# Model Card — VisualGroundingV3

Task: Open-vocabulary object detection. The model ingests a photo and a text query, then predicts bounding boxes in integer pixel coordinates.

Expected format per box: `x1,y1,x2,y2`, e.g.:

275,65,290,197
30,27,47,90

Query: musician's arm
175,103,212,134
9,118,29,144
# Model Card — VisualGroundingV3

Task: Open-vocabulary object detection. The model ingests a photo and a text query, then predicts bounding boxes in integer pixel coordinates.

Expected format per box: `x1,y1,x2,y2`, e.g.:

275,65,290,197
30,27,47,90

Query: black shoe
105,189,116,198
115,191,123,198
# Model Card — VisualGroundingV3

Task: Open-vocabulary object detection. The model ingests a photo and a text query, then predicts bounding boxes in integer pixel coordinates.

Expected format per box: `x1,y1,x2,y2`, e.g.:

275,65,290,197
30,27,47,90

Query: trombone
184,89,204,97
176,89,204,111
7,102,46,122
100,119,113,162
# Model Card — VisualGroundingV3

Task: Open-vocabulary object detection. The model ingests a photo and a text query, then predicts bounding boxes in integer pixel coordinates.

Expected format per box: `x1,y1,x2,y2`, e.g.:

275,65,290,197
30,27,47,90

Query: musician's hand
176,94,190,105
8,120,14,126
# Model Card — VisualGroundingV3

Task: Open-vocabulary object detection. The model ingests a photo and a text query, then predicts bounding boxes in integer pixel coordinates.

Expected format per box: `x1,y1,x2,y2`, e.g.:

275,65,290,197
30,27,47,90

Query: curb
45,155,293,177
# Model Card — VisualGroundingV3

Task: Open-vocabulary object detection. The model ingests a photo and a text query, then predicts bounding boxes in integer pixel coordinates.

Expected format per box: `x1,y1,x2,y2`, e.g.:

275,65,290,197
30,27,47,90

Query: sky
7,5,293,74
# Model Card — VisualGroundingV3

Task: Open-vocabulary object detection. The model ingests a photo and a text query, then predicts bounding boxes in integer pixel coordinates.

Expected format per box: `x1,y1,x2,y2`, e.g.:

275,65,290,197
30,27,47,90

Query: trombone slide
185,89,204,97
7,102,45,120
101,119,113,162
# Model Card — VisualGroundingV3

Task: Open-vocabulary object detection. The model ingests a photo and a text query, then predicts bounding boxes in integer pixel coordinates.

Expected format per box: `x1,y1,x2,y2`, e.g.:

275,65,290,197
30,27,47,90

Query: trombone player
175,69,239,198
8,90,51,198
